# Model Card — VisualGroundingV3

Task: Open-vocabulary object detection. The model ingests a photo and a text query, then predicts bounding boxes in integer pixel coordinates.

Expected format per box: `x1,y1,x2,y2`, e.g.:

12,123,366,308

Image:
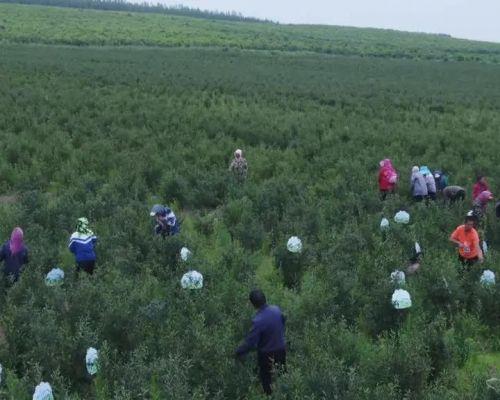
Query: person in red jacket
472,175,489,201
378,159,398,200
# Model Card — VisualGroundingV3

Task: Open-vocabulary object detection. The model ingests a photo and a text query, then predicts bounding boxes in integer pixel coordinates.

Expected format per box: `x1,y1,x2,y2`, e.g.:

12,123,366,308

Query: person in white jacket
420,166,437,201
410,166,428,202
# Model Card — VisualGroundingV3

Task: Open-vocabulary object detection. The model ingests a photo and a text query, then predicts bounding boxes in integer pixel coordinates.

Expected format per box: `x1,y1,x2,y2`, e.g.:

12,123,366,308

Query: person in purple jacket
235,289,286,395
0,227,28,284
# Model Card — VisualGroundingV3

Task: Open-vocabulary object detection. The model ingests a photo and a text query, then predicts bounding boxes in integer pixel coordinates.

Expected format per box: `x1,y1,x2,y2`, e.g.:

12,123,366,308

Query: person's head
234,149,243,159
479,190,494,204
412,166,419,174
380,159,392,168
249,289,267,309
9,227,24,255
464,215,476,231
150,204,167,218
420,166,431,176
476,175,487,184
76,217,90,234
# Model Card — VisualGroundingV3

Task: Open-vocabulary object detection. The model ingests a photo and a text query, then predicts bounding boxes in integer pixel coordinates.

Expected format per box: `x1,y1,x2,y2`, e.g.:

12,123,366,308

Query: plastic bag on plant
394,211,410,224
181,271,203,289
287,236,302,253
415,242,422,255
391,289,412,309
390,270,406,285
180,247,192,261
482,241,488,255
86,347,99,375
380,217,390,231
45,268,64,286
480,270,495,286
486,378,500,393
33,382,53,400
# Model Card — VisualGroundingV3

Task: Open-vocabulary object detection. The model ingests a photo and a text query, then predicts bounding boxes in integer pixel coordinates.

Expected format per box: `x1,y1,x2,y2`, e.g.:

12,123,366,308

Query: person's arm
23,248,29,264
0,245,5,262
69,239,76,254
474,232,484,261
235,319,262,358
449,229,464,248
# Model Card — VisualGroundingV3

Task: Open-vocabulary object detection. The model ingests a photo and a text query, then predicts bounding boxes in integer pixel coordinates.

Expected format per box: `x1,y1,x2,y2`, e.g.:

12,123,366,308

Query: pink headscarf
9,227,24,255
477,190,493,206
379,159,394,170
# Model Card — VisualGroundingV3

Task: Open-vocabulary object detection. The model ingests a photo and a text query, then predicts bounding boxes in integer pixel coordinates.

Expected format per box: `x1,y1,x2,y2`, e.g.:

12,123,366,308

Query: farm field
0,2,499,399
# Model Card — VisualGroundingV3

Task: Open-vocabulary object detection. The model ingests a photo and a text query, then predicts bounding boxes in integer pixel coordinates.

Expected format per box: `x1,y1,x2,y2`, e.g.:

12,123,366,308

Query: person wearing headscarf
420,166,437,201
378,159,398,200
410,166,428,202
150,204,180,237
472,190,493,220
0,227,28,283
69,217,97,275
472,175,489,201
229,149,248,181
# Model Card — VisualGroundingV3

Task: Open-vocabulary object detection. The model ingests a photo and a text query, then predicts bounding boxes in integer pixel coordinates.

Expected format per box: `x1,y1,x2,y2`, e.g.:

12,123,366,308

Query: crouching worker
235,289,286,396
443,185,466,204
449,215,483,267
150,204,180,237
0,227,28,284
69,218,97,275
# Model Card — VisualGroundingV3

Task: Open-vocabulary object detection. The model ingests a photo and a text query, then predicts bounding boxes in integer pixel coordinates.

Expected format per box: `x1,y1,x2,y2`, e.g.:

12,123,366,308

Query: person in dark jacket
69,217,97,275
0,227,28,283
443,185,466,204
150,204,180,237
235,289,286,395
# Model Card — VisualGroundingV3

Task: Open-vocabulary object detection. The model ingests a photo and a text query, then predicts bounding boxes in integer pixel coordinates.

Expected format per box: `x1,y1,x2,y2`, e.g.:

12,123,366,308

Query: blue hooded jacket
69,232,97,262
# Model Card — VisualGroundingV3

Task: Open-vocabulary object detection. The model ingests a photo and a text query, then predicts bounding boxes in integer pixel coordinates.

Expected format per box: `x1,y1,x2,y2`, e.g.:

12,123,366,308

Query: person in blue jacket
69,217,97,275
235,289,287,395
0,227,29,284
150,204,180,237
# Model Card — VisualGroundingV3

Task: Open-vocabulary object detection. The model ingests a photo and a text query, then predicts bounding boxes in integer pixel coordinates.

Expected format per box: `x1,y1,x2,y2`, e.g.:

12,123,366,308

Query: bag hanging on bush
391,289,412,309
480,270,495,286
390,270,406,285
287,236,302,253
181,271,203,289
45,268,64,286
180,247,192,261
482,241,488,255
380,217,390,230
394,211,410,224
33,382,53,400
86,347,99,375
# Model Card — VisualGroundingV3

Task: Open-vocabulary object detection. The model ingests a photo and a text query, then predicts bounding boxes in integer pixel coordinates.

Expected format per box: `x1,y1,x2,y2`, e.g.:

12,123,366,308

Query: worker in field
420,166,437,201
472,190,493,220
235,289,286,396
69,217,98,275
443,185,466,204
472,175,489,201
229,149,248,181
378,159,398,200
449,215,483,267
433,169,449,192
410,166,427,202
0,227,28,283
150,204,180,237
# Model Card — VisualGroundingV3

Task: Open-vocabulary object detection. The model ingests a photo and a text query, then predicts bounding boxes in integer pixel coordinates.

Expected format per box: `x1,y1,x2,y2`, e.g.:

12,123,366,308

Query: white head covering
412,166,419,173
234,149,243,158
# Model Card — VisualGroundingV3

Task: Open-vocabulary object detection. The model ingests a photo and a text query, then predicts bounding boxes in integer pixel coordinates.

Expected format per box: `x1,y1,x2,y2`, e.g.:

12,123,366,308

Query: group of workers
1,151,496,396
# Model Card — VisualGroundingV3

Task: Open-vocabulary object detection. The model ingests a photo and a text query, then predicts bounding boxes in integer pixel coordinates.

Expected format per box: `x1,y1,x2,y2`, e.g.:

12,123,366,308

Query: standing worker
69,217,98,275
229,149,248,182
449,216,483,267
420,166,437,201
410,166,428,202
378,159,398,200
472,175,489,201
0,227,28,283
150,204,180,237
235,289,286,396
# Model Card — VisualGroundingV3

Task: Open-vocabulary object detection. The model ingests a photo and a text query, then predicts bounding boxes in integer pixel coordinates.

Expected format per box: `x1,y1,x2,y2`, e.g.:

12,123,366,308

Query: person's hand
458,243,465,249
478,255,484,263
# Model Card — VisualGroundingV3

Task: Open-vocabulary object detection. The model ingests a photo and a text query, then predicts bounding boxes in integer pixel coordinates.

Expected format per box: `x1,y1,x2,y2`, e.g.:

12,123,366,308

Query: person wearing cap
229,149,248,181
0,227,29,284
472,175,489,201
443,186,466,204
450,215,483,267
235,289,286,395
420,166,437,201
410,166,427,202
69,218,97,275
150,204,180,237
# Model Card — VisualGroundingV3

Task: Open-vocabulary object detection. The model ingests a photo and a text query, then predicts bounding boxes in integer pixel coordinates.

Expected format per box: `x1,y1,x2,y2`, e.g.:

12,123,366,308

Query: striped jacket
69,232,97,262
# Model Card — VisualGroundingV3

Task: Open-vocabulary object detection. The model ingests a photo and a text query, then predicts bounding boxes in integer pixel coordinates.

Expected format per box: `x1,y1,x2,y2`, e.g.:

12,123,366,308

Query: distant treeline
0,0,271,22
